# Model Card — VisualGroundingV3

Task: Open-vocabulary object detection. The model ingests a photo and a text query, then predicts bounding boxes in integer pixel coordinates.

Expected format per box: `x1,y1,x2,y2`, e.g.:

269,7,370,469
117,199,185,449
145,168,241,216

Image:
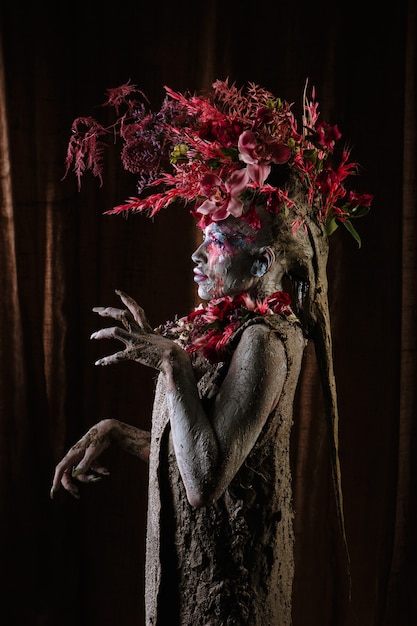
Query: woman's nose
191,241,207,263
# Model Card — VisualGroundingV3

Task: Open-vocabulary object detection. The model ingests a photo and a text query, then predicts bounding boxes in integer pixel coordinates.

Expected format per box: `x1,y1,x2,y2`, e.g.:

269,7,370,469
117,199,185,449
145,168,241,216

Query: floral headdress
65,79,372,246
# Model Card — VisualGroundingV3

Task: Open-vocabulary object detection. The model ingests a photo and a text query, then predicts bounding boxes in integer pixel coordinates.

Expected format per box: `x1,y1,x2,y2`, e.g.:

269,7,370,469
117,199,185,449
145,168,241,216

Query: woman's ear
250,247,276,277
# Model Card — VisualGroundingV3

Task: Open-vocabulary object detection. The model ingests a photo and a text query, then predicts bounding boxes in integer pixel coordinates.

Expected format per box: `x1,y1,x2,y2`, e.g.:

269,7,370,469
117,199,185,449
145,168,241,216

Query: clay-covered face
191,219,263,301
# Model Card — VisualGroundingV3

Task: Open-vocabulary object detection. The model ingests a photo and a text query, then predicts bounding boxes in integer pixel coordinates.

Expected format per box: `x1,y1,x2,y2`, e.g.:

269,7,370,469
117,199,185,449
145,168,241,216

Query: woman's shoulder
237,314,307,358
238,312,304,339
235,322,286,367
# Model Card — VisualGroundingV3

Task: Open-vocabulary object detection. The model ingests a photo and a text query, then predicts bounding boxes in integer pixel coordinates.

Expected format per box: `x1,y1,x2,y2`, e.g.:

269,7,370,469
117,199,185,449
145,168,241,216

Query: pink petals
196,169,250,221
238,130,290,186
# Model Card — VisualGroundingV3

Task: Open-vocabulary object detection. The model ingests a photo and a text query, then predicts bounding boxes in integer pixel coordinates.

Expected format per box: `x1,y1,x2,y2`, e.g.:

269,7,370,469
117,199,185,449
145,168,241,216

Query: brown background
0,1,415,624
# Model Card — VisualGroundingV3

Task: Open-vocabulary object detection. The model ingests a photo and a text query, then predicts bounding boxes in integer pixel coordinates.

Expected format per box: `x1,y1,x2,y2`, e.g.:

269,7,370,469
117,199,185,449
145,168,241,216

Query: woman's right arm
50,418,150,499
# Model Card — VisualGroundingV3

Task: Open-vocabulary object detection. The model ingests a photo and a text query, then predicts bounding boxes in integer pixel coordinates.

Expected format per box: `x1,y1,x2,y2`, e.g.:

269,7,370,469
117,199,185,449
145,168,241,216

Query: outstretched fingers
90,326,139,365
90,326,134,344
90,293,170,369
94,350,131,366
115,289,153,333
93,305,138,333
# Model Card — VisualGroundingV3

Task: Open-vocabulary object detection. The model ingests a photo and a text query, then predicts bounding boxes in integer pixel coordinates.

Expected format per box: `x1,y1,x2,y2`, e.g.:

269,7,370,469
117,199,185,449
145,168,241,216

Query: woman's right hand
50,419,151,500
50,419,117,500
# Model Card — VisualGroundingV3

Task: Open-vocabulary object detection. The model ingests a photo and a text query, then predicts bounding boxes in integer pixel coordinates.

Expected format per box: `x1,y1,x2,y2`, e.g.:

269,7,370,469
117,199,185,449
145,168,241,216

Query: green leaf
324,216,339,237
220,147,239,160
303,149,317,163
343,219,362,247
350,205,371,219
206,158,221,169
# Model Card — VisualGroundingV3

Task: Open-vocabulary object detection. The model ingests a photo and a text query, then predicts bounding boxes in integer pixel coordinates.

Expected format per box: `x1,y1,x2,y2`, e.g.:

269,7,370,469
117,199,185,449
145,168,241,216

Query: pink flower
238,130,260,165
240,293,256,310
196,168,250,221
238,130,290,185
247,163,271,186
238,130,270,185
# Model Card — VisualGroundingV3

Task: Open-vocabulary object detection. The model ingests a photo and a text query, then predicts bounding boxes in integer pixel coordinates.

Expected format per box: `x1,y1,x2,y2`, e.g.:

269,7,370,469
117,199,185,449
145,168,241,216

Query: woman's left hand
91,289,182,371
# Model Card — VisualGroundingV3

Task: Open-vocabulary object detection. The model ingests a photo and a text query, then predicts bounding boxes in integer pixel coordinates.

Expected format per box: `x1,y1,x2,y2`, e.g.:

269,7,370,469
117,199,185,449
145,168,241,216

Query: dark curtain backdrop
0,1,415,625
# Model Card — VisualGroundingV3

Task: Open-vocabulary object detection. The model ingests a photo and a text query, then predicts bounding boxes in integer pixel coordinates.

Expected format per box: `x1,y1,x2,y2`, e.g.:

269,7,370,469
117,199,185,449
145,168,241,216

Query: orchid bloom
196,169,250,221
238,130,291,186
238,130,271,185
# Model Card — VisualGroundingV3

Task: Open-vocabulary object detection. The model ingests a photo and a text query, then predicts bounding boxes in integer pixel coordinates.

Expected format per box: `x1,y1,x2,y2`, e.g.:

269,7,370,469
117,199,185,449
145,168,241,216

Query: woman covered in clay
51,81,372,625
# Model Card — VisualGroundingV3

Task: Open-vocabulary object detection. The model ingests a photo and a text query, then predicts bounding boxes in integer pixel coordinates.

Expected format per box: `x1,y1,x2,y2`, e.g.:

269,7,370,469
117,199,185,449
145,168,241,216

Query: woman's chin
197,285,212,301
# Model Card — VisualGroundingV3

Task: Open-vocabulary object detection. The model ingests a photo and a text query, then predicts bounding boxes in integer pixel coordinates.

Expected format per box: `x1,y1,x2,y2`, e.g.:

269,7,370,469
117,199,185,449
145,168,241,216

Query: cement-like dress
145,314,307,626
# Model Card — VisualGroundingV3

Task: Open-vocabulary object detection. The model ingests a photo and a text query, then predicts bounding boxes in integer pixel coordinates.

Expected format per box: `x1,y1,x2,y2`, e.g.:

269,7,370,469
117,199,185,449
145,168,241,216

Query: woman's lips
193,268,208,283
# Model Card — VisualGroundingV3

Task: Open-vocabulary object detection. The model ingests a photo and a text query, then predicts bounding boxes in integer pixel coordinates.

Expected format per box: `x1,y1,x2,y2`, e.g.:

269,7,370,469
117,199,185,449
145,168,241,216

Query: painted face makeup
191,220,260,301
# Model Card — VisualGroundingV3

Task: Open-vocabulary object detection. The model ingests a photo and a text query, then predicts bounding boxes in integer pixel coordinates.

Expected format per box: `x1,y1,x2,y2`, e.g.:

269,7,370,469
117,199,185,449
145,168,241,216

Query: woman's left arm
166,324,287,506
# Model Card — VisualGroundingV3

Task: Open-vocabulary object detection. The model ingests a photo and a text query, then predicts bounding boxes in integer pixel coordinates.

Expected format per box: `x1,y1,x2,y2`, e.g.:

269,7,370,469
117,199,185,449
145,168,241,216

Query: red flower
199,118,244,148
166,291,295,364
315,168,342,196
202,324,237,362
253,106,274,128
268,291,292,314
65,79,372,246
347,190,373,208
310,121,342,152
267,141,292,164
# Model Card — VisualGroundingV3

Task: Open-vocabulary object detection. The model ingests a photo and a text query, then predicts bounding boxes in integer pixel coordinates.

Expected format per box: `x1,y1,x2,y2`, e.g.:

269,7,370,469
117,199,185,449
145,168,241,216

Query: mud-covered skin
192,220,285,301
50,215,308,625
50,419,151,499
51,289,287,509
51,218,288,503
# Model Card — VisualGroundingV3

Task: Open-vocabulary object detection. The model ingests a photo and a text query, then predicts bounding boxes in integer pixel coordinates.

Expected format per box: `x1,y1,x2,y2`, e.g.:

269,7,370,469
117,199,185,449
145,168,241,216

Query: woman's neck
247,278,284,301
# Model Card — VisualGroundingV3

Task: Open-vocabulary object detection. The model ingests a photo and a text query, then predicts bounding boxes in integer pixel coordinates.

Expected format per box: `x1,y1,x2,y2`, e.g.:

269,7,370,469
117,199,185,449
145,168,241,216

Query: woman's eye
209,236,225,249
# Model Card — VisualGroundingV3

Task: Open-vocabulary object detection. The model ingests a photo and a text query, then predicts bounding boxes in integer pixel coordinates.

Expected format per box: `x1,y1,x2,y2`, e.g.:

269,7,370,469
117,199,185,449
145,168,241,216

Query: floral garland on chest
158,291,297,364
